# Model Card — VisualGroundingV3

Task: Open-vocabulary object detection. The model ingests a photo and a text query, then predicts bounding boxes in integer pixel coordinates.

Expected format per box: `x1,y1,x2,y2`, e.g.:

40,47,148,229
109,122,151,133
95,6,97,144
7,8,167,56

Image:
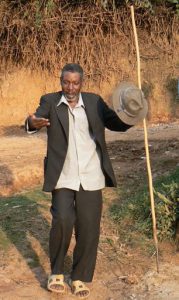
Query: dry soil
0,123,179,300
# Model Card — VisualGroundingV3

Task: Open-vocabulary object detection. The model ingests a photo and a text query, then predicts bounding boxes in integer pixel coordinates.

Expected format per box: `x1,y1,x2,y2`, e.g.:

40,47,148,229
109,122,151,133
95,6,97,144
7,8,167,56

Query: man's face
61,71,83,102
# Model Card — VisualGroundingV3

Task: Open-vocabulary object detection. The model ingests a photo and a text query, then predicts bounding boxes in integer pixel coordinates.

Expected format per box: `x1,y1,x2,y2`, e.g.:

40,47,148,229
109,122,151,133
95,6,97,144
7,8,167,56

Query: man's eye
63,81,80,85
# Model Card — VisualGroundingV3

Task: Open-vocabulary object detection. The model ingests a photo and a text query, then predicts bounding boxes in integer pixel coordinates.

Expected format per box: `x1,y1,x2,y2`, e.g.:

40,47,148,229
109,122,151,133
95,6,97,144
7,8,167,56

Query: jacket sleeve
25,95,51,133
98,97,132,132
34,95,51,118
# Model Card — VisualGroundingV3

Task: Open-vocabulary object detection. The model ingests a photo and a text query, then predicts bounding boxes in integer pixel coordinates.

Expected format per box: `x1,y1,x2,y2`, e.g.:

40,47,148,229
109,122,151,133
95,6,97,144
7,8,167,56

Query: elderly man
27,63,147,299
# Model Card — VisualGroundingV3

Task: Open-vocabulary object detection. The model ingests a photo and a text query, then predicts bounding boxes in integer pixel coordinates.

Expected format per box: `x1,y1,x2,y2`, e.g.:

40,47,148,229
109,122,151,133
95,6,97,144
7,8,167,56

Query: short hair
61,63,84,80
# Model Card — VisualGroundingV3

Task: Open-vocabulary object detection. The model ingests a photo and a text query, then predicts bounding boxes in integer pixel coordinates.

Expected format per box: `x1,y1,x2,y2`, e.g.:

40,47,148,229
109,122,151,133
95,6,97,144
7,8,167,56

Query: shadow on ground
0,189,73,288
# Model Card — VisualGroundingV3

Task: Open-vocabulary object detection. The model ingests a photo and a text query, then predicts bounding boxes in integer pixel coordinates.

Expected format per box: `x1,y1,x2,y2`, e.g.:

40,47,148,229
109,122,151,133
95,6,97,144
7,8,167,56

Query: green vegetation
110,168,179,244
126,0,179,14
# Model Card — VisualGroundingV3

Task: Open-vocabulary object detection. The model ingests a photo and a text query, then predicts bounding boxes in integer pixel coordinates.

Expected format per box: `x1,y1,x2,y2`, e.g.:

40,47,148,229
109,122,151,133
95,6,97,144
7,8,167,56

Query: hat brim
112,82,148,125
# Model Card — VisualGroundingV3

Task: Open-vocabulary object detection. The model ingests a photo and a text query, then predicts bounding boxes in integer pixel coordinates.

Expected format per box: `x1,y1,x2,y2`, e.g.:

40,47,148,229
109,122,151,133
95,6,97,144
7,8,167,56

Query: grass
0,229,10,251
109,167,179,249
0,188,51,268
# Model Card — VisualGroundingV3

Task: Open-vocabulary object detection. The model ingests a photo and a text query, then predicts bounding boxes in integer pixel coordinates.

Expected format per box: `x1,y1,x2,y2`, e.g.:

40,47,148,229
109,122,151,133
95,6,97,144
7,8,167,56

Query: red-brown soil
0,123,179,299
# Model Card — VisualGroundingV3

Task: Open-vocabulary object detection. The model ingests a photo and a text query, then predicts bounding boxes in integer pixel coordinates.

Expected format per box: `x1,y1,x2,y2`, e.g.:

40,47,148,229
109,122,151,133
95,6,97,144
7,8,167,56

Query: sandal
47,274,67,294
71,280,90,299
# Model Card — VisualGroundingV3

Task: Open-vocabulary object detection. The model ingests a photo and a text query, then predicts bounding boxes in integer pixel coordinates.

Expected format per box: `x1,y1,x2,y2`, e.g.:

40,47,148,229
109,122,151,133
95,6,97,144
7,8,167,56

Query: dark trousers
49,186,102,282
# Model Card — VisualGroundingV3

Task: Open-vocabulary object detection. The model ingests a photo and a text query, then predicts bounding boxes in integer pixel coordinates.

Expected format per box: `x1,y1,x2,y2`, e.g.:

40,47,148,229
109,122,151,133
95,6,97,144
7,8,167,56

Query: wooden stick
130,5,159,273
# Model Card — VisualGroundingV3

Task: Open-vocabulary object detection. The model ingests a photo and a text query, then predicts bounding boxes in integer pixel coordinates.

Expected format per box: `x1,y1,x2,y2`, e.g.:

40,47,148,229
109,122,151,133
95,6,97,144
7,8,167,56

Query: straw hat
112,82,148,125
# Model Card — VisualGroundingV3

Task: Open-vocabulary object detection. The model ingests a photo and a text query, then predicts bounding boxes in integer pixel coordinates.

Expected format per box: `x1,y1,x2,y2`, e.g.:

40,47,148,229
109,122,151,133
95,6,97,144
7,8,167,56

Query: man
27,63,147,299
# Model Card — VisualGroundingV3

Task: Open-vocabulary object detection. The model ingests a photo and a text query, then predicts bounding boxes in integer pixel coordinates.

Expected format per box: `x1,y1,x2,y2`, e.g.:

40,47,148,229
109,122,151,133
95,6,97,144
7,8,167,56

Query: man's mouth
65,93,78,101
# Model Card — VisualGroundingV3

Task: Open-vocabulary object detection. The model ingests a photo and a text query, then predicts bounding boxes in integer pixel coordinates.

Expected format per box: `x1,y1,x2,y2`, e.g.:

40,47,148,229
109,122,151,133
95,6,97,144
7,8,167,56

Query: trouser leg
71,188,102,282
49,188,76,275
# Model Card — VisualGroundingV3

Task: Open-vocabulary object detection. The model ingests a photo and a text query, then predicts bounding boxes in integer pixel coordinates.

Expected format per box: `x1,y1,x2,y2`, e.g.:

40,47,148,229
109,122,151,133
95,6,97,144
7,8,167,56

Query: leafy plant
110,168,179,242
154,182,179,240
125,0,179,15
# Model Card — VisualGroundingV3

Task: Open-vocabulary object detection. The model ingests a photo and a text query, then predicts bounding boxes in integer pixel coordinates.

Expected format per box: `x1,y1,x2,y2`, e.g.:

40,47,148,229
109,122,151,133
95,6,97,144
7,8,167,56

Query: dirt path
1,123,179,196
0,123,179,299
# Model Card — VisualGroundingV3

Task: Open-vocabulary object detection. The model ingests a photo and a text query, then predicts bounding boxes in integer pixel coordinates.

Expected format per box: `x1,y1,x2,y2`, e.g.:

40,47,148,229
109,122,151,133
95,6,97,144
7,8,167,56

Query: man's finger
28,114,50,129
32,118,50,128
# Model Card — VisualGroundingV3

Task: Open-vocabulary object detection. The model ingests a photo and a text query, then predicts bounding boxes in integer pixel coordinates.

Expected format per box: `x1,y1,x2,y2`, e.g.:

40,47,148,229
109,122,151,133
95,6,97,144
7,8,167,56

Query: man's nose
68,83,74,90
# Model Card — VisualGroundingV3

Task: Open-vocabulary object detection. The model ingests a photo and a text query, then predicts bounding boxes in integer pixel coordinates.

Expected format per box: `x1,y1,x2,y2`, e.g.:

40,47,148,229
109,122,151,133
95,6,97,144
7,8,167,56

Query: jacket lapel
54,94,69,141
82,93,98,135
54,92,100,141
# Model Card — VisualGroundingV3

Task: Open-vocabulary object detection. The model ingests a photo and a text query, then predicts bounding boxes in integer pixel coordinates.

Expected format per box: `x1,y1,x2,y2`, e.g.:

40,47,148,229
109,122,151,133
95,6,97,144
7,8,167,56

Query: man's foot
71,280,90,299
47,274,67,294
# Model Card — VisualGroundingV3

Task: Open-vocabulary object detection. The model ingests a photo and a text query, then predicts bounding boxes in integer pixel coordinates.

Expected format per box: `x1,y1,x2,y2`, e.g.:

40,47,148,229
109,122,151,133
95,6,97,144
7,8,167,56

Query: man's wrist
28,117,36,130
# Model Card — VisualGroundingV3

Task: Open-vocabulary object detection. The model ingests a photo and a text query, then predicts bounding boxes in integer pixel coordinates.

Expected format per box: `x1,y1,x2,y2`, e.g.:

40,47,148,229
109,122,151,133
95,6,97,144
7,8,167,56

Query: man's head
60,63,84,102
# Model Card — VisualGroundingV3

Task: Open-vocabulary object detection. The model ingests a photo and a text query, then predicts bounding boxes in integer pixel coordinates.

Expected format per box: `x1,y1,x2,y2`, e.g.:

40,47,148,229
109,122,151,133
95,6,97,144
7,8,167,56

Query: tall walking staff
130,4,159,272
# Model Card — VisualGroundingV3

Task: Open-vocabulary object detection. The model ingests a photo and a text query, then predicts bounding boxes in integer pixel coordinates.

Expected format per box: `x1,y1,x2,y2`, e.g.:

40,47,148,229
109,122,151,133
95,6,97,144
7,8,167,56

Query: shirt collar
57,93,85,108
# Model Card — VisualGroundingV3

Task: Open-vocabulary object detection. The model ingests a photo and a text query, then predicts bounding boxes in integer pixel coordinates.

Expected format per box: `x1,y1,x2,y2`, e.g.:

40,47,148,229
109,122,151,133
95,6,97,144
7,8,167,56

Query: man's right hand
28,114,50,129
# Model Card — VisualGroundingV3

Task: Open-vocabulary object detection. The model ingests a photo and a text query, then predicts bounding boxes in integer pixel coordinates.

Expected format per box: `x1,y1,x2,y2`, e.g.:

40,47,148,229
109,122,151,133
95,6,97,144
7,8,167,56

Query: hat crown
112,81,148,125
121,88,143,117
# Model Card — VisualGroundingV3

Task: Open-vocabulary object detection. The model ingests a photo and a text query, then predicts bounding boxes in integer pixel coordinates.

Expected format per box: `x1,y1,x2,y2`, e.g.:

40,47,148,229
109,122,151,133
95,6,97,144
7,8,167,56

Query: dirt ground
0,122,179,300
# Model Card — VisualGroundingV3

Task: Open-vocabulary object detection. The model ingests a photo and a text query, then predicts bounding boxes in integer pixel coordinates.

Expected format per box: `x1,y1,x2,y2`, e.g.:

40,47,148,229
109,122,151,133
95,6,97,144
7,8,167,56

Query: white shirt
55,94,105,191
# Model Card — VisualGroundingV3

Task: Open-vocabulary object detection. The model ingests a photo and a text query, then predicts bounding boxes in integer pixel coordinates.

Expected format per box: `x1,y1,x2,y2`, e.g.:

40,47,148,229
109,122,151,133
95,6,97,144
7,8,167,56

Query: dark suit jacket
29,91,131,192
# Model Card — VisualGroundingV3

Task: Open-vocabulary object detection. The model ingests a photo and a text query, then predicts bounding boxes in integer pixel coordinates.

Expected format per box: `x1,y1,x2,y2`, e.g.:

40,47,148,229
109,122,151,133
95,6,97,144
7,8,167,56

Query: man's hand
28,114,50,129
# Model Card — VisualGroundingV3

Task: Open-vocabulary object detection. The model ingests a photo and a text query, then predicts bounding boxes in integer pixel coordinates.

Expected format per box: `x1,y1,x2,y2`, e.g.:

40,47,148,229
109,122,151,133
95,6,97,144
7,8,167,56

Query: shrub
154,181,179,240
110,168,179,241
